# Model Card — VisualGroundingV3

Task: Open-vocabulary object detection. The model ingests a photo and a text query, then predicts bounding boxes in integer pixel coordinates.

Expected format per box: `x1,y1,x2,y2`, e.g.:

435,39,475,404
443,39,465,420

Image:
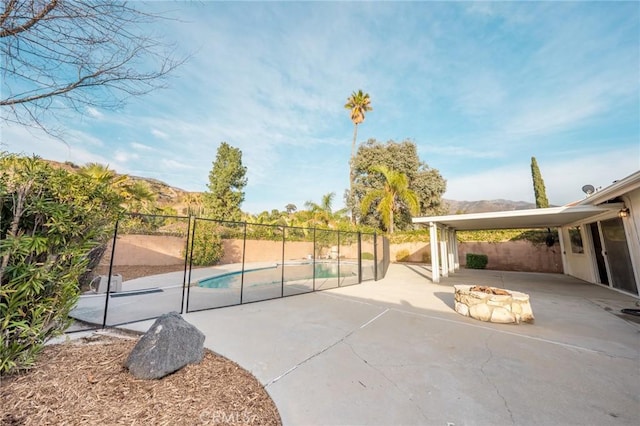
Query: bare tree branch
0,0,186,134
0,0,58,37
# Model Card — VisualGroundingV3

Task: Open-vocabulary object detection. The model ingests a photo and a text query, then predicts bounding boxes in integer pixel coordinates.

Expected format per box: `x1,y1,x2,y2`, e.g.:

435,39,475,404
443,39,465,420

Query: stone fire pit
454,285,534,324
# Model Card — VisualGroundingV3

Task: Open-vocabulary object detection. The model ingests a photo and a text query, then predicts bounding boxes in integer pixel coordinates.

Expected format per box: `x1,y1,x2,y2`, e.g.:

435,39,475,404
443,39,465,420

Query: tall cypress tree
531,156,549,208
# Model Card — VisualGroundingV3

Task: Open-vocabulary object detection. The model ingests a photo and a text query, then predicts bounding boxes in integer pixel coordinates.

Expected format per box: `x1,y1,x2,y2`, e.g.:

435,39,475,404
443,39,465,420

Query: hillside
44,160,536,215
44,159,193,213
443,199,536,215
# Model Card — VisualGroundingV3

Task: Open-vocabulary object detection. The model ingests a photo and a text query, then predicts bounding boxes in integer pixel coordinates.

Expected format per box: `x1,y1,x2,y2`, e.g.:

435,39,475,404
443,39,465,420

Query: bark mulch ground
0,333,281,426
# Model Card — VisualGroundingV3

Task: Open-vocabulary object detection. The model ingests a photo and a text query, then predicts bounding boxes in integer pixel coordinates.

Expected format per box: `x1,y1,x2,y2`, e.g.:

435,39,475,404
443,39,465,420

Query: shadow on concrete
400,263,432,280
434,291,455,310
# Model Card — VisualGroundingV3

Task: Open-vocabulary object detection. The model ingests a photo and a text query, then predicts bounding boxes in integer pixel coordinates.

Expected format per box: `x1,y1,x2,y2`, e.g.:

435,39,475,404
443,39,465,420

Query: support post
441,227,449,278
430,222,440,283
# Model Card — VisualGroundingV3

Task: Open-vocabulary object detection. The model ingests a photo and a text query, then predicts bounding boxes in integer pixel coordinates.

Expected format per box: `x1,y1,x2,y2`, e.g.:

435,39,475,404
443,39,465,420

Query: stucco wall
458,241,562,273
221,239,361,263
102,234,187,266
391,240,562,273
104,235,361,266
103,234,562,273
390,242,431,263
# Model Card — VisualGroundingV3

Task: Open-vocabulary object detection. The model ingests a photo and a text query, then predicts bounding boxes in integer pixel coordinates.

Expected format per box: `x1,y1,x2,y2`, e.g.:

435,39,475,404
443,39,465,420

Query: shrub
189,221,224,266
395,249,410,262
361,252,374,260
466,253,488,269
1,154,123,376
422,251,431,263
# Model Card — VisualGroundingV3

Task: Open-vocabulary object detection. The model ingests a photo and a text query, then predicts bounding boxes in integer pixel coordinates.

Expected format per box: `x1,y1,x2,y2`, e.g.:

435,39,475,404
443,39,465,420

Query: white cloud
86,107,104,119
151,128,169,140
131,142,154,151
1,124,109,166
445,146,639,205
420,142,504,160
161,158,194,170
114,150,139,163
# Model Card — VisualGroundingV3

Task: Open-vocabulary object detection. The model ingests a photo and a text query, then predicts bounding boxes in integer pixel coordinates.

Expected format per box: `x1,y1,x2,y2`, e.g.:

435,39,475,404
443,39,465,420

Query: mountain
443,199,536,215
44,159,193,212
43,159,537,215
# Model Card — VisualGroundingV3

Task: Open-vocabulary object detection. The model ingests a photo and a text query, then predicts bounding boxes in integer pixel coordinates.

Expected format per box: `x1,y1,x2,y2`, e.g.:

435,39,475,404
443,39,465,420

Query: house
413,170,640,298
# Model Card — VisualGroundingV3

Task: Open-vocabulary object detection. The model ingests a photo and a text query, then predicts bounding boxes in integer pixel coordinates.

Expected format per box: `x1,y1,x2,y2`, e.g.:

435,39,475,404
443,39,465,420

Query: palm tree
79,162,125,183
344,89,372,222
123,180,156,213
304,192,348,228
184,192,205,216
79,163,158,213
360,165,419,234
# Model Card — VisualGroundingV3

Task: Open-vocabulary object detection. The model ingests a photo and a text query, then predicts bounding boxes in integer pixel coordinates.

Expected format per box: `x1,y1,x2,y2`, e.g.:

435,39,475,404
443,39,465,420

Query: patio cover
412,204,621,282
412,205,617,231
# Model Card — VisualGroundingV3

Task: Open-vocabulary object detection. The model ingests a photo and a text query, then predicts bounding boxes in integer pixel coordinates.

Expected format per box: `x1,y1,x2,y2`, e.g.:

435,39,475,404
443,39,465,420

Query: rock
490,307,516,324
469,303,492,322
125,312,205,379
520,303,535,323
455,301,469,316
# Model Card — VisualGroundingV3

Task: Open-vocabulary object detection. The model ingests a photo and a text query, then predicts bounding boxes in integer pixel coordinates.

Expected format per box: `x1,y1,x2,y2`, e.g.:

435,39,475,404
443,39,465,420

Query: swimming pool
198,262,358,289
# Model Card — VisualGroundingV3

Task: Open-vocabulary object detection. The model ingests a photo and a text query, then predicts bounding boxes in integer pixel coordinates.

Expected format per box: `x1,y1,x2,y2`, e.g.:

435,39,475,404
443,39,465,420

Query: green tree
79,163,128,188
344,90,372,222
122,180,156,214
183,192,205,217
285,204,297,214
360,165,419,234
352,139,446,229
204,142,247,221
304,192,348,228
79,163,158,213
1,153,123,375
531,156,549,208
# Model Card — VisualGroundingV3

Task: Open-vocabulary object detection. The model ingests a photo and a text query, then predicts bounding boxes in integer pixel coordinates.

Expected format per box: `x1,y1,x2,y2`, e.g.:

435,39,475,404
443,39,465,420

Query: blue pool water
198,262,356,289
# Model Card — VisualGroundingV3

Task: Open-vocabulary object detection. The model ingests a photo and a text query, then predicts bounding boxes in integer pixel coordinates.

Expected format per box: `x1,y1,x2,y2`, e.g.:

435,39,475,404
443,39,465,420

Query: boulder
125,312,205,379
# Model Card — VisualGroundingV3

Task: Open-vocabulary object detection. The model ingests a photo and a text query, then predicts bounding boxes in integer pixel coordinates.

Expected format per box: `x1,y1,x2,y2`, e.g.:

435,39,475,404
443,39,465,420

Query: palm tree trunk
350,123,358,224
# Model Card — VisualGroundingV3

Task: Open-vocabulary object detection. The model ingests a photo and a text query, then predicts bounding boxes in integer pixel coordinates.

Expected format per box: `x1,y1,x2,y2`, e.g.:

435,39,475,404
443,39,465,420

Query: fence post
358,232,362,284
373,232,378,281
337,231,341,287
281,226,286,297
102,219,119,329
312,227,316,291
185,218,198,313
240,222,247,304
180,216,193,314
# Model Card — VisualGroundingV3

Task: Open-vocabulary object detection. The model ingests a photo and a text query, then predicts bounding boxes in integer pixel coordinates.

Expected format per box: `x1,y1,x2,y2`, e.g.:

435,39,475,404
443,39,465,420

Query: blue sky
3,1,639,214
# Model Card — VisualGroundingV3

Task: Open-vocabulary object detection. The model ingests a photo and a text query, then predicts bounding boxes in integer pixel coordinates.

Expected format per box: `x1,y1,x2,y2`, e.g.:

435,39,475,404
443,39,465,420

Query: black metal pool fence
67,213,389,332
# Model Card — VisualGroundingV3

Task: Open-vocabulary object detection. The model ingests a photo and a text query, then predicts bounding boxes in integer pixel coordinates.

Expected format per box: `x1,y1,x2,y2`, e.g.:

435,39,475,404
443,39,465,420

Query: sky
2,1,639,214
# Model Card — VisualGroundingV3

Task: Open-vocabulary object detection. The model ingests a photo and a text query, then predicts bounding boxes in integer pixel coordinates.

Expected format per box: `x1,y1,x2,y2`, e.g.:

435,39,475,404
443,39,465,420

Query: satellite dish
581,184,595,195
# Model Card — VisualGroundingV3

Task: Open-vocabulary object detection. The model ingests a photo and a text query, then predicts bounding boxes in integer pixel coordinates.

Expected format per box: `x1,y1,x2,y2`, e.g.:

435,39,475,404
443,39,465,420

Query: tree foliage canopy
360,165,419,234
351,139,447,230
530,156,550,208
0,0,183,132
205,142,247,222
344,90,373,127
0,153,124,375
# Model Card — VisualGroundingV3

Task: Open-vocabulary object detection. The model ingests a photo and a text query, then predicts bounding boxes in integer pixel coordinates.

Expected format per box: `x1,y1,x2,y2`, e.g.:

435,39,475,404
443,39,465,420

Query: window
569,226,584,254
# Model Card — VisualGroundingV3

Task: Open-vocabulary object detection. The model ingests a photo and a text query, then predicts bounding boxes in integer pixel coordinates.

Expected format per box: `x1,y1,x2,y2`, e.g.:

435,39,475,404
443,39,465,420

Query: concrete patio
120,263,639,425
